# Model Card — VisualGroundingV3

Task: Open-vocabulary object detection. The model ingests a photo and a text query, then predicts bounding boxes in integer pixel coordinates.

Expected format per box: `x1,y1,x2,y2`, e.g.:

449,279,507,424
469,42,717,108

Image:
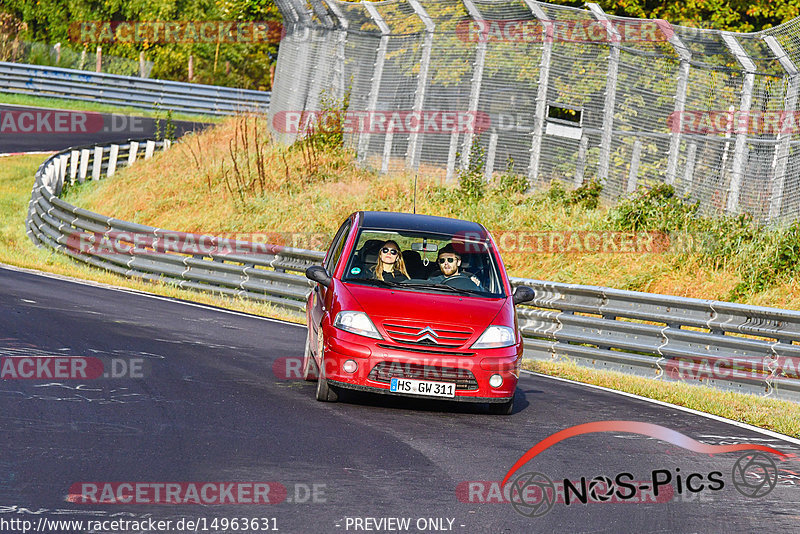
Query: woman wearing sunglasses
373,240,410,283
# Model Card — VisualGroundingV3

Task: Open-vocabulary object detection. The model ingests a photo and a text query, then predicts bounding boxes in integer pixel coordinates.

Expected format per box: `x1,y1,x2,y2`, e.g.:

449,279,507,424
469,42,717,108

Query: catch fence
268,0,800,224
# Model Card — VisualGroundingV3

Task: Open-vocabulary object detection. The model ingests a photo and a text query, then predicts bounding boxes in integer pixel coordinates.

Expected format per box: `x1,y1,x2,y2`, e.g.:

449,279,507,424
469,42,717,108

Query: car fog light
343,360,358,373
489,374,503,388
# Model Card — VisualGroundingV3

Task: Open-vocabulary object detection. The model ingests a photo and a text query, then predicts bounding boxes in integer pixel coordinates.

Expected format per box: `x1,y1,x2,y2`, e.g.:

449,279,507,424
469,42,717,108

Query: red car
303,211,534,415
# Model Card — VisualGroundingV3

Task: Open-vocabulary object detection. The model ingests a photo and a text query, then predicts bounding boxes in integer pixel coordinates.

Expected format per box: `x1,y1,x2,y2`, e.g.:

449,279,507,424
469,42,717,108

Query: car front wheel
302,334,318,381
314,331,338,402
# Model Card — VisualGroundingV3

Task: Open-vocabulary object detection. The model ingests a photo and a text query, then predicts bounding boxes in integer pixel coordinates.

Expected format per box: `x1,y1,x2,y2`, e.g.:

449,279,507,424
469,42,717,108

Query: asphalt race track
1,264,799,533
0,104,210,154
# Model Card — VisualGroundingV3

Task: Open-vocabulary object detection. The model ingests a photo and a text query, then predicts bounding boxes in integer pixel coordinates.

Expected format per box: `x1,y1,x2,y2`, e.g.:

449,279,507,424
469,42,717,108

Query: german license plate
390,377,455,398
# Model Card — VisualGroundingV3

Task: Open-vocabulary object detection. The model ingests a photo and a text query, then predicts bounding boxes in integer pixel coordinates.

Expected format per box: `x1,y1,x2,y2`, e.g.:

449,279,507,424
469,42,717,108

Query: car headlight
333,311,382,339
471,325,515,349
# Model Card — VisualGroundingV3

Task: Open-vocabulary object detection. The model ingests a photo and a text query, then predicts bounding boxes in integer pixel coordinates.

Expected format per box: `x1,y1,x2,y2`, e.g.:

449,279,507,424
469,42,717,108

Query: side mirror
512,286,535,305
306,265,332,288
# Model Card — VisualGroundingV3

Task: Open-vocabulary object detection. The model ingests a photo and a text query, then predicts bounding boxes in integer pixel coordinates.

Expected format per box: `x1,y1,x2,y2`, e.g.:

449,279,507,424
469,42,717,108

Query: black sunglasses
438,257,457,264
381,247,399,256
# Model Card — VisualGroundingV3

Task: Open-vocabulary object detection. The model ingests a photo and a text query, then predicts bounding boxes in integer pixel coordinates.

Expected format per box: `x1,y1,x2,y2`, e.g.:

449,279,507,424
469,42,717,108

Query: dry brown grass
61,115,800,310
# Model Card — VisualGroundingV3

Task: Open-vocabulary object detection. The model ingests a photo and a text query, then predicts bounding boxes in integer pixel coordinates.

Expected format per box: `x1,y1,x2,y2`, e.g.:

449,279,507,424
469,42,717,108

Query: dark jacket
375,269,409,284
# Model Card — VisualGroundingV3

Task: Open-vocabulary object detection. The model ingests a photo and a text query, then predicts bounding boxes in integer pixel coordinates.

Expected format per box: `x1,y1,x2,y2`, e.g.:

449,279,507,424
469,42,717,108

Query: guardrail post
145,140,155,160
661,22,692,186
70,150,79,185
58,154,68,185
721,33,755,214
405,0,435,171
524,0,554,185
764,35,799,222
587,3,620,186
79,149,90,183
460,0,487,171
627,139,642,193
107,145,119,177
358,2,391,167
92,146,103,180
128,142,139,166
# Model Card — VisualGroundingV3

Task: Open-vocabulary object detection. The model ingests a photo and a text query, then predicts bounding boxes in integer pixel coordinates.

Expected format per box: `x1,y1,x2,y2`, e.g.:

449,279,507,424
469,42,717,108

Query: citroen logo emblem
416,326,439,344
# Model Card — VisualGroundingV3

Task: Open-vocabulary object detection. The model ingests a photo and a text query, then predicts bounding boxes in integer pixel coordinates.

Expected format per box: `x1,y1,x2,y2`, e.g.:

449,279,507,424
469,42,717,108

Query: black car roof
357,211,486,235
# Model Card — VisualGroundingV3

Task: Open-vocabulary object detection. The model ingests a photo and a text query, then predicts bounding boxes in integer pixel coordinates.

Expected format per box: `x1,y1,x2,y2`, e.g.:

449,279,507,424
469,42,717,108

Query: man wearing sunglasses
427,243,481,290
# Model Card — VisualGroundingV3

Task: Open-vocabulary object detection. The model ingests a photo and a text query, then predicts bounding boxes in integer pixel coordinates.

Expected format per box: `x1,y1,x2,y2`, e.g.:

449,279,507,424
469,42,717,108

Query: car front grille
368,361,479,391
382,321,473,349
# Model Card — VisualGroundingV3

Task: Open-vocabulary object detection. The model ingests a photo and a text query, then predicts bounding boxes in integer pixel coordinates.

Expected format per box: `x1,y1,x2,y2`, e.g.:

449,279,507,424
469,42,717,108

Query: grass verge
0,91,223,123
525,359,800,439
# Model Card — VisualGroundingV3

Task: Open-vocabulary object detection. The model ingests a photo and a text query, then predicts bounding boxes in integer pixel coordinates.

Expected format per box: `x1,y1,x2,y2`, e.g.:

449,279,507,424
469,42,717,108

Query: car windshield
342,229,507,298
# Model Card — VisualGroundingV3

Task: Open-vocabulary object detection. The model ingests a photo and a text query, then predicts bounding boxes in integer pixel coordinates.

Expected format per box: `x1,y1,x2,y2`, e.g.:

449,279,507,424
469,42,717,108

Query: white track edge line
0,262,305,328
522,369,800,446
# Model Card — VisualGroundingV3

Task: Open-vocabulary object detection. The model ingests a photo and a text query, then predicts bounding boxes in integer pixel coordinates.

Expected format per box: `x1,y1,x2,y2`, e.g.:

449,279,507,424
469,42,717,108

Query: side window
324,220,351,272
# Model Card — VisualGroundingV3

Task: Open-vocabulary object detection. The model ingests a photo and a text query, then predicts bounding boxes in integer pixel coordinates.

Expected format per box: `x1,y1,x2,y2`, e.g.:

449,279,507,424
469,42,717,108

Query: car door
309,217,353,351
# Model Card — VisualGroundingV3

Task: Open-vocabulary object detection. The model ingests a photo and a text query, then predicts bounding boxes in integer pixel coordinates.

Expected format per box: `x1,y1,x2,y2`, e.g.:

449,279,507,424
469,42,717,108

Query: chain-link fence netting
268,0,800,223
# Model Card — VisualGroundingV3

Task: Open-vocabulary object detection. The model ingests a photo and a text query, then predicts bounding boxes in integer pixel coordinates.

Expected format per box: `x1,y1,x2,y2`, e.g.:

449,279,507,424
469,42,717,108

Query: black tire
488,396,514,415
302,334,318,381
314,330,338,402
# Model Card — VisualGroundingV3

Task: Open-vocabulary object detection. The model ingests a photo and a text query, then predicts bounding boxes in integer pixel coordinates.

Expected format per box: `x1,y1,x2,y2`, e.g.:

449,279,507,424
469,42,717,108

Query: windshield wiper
346,278,400,288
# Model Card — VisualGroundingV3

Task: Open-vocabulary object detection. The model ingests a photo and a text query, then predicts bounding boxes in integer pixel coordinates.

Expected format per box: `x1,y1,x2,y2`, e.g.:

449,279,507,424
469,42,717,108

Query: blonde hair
374,240,409,280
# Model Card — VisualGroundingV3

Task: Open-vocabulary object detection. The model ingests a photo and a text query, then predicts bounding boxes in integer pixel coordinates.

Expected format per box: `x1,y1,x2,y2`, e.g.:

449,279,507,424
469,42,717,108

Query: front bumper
320,326,520,400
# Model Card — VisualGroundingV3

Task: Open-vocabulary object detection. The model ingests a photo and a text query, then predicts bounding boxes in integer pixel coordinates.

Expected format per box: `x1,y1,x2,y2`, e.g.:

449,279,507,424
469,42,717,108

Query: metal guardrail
1,61,270,116
513,278,800,402
24,139,800,401
25,139,321,313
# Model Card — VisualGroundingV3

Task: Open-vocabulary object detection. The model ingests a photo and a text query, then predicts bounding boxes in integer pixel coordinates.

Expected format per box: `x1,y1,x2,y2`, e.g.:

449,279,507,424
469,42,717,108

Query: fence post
721,33,755,214
358,2,391,167
524,0,554,186
485,131,499,180
305,1,337,115
765,35,799,222
587,3,620,186
382,128,394,174
575,135,588,185
322,0,349,103
139,51,146,77
627,139,642,193
446,131,459,182
406,0,435,171
96,46,102,73
661,22,692,185
683,142,697,194
460,0,487,171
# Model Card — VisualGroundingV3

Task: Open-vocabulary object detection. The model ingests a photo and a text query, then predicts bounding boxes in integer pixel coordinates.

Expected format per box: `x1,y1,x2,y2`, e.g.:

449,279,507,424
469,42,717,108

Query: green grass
0,91,223,123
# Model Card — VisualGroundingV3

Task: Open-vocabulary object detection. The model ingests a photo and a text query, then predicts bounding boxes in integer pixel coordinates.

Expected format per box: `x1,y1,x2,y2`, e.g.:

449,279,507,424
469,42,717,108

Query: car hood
343,282,507,336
